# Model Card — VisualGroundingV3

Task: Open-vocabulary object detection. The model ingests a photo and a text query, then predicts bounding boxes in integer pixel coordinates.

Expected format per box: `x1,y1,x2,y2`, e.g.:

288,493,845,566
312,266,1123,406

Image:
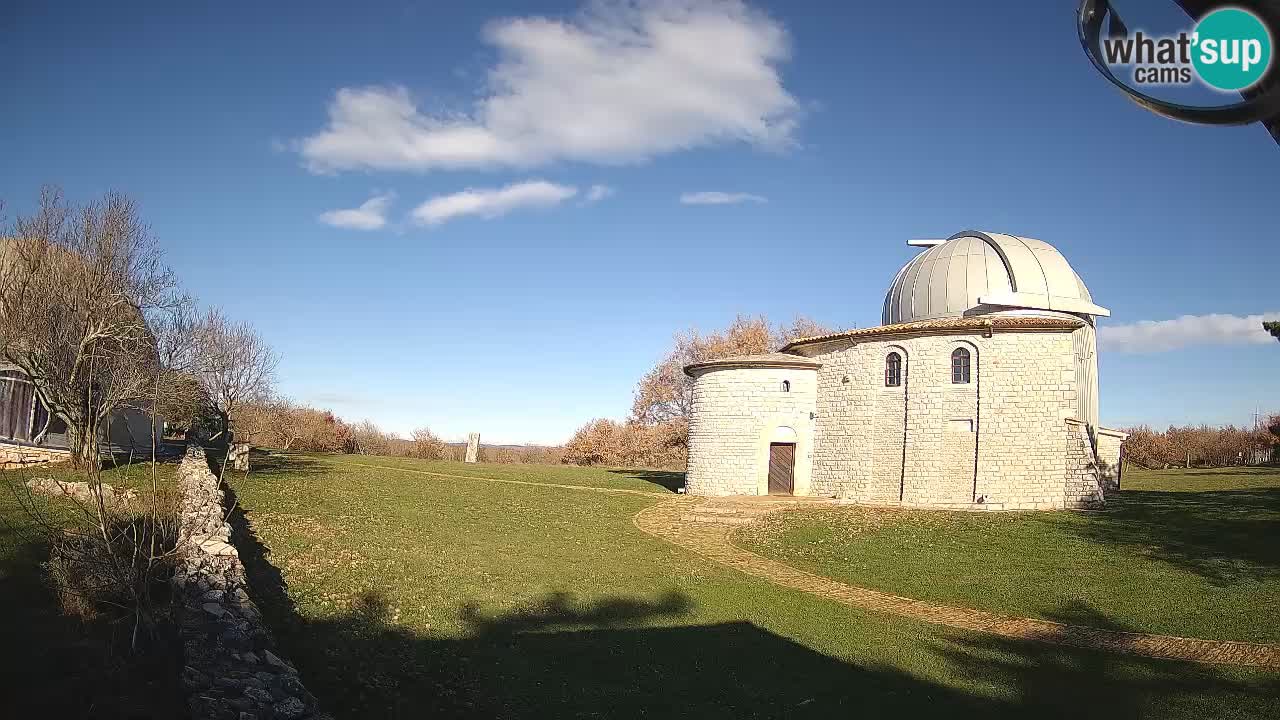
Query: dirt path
633,495,1280,669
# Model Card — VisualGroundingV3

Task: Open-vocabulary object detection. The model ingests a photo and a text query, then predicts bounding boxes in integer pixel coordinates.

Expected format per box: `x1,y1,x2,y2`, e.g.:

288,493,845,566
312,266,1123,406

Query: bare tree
0,187,185,651
0,187,180,467
192,308,277,444
630,314,834,428
410,426,446,459
350,419,393,455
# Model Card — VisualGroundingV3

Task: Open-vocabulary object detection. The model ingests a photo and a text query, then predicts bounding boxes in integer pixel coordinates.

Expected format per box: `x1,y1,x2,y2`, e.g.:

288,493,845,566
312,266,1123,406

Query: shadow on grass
224,496,1280,719
207,447,330,482
928,601,1280,717
0,508,183,718
607,467,685,493
1073,486,1280,586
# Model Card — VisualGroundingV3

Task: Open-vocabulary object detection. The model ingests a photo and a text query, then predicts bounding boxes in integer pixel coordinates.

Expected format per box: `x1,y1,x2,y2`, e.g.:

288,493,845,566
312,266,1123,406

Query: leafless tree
350,419,393,455
410,426,446,459
192,308,277,444
629,314,834,429
0,187,180,467
0,187,185,651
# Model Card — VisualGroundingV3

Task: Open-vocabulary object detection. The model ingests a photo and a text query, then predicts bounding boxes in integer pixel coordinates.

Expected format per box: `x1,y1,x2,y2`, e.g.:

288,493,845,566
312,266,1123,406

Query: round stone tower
683,353,820,496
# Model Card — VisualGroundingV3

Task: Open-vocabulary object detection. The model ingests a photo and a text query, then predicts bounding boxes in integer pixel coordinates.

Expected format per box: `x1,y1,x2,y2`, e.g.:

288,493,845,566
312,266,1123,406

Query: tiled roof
781,316,1083,352
683,352,822,377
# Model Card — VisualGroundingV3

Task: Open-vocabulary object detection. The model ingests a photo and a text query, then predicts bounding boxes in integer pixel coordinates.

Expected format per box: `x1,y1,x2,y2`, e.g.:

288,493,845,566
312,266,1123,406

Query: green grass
0,458,184,718
217,453,1279,719
317,453,682,493
737,465,1280,645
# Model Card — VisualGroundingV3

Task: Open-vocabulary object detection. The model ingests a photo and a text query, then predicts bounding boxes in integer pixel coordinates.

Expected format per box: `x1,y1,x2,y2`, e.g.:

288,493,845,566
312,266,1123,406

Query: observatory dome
881,231,1109,326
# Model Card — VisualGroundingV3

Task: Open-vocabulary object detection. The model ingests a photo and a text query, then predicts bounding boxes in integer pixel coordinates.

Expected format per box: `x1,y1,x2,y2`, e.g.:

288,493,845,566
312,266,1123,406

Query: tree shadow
207,448,329,481
1070,486,1280,586
0,521,183,718
928,600,1280,717
225,506,1280,720
607,468,685,493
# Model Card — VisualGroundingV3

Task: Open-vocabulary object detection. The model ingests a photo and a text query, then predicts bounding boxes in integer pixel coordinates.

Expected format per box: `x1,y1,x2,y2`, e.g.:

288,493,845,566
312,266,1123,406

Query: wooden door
768,443,796,495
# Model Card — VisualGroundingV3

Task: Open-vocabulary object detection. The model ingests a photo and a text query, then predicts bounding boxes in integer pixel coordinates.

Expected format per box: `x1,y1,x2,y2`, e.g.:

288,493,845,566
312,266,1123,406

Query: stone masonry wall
867,347,907,502
0,443,72,469
972,330,1080,508
807,338,873,498
686,366,817,495
173,444,326,720
1064,420,1105,509
1095,427,1128,492
903,338,980,505
801,328,1087,509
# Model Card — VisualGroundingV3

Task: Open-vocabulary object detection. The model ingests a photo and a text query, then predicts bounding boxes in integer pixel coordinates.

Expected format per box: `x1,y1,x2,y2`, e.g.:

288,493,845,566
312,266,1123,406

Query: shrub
563,418,686,469
44,497,178,627
1122,423,1276,469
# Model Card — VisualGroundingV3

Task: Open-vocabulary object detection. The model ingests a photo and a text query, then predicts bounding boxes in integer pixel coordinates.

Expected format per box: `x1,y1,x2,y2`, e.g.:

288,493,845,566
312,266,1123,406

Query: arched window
885,352,902,387
951,347,971,384
781,380,791,392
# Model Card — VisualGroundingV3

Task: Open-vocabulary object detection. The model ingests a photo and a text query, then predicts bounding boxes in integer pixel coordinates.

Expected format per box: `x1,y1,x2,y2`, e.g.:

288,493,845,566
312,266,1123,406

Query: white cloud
410,180,578,226
317,193,395,230
299,0,797,173
1099,312,1280,353
679,190,766,205
584,184,615,203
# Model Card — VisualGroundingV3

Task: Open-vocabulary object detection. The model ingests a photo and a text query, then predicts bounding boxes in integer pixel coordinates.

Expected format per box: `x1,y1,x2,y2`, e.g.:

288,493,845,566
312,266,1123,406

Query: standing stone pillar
465,433,480,464
229,442,250,471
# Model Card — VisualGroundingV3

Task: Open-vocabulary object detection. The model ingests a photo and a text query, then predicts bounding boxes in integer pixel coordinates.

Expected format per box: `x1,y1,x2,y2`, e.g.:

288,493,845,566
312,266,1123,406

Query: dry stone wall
173,444,326,720
0,444,71,469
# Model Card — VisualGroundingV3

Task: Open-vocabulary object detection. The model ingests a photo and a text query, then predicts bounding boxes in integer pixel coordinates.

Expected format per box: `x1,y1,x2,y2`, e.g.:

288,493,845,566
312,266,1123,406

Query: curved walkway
634,496,1280,669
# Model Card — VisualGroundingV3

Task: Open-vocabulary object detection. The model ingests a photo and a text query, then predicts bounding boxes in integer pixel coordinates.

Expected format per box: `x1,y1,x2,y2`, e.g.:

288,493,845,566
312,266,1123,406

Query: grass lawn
737,466,1280,645
221,453,1279,719
0,458,185,718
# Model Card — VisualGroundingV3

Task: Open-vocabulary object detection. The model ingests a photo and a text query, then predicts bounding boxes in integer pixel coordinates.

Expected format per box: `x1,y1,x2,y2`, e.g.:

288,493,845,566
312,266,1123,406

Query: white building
684,231,1127,510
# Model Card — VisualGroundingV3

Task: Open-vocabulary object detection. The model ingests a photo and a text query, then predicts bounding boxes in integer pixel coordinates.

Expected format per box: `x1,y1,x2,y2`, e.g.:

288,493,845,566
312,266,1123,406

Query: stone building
684,230,1127,510
0,362,162,467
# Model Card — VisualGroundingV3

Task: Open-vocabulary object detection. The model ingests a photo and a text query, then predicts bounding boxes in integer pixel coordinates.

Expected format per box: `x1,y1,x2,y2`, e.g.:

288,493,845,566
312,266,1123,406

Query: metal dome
881,231,1109,326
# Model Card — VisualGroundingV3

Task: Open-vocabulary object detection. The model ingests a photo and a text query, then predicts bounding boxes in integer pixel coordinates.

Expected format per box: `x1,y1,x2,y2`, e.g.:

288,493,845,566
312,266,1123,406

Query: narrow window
885,352,902,387
781,380,791,392
951,347,971,384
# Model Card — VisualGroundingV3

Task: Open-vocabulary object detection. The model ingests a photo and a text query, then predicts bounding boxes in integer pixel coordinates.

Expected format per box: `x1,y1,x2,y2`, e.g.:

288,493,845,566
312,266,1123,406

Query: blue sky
3,0,1276,444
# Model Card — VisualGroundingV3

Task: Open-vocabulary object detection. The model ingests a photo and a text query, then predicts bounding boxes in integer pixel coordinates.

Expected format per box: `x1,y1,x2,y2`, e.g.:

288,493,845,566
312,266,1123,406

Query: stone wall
1063,419,1105,509
172,444,326,720
1095,427,1128,492
796,327,1096,509
0,443,71,469
686,366,817,495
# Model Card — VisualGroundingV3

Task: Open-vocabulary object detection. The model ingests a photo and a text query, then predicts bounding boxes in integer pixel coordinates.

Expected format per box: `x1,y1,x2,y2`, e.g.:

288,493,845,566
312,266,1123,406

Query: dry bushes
478,445,567,464
630,315,832,426
563,418,686,469
9,474,181,629
410,427,446,460
235,398,354,452
47,510,178,623
565,314,834,470
1122,423,1278,469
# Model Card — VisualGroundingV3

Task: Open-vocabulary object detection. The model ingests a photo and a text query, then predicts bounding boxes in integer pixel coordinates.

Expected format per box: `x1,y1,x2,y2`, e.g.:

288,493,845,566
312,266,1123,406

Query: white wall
686,366,818,496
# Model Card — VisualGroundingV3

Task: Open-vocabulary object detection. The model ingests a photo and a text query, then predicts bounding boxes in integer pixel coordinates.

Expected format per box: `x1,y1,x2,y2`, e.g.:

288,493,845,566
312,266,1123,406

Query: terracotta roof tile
781,316,1083,351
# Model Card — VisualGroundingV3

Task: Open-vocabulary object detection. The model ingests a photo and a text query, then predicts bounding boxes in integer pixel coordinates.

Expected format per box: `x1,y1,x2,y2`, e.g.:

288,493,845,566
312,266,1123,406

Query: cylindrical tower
684,354,820,496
